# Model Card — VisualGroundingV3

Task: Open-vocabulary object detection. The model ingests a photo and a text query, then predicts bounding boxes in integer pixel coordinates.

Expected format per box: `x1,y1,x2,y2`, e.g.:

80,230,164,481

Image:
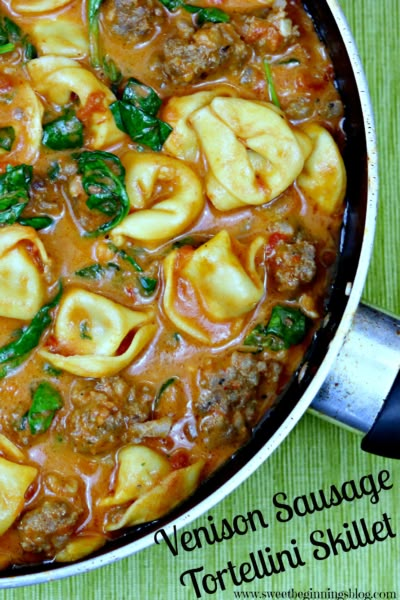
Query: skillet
1,0,396,588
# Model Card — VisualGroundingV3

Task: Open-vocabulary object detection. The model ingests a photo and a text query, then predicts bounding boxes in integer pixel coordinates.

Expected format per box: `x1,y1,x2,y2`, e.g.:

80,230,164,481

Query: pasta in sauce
0,0,346,567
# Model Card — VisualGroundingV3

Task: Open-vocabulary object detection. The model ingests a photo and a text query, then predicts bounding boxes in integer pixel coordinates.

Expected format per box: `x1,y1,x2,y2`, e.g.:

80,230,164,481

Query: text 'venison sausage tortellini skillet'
0,225,50,320
110,152,204,245
0,82,43,166
27,57,125,149
39,289,156,377
0,0,347,570
163,230,265,344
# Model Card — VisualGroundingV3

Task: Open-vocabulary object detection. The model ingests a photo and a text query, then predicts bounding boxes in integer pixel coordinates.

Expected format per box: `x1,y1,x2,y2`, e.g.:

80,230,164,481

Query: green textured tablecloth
2,1,399,597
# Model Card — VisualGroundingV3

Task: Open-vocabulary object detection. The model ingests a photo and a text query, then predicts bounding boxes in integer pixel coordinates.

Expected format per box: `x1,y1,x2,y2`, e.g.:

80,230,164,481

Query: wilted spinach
74,150,130,236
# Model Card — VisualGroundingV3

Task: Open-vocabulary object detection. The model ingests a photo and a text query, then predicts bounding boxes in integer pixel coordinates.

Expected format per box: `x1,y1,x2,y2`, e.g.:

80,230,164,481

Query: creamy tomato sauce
0,0,345,568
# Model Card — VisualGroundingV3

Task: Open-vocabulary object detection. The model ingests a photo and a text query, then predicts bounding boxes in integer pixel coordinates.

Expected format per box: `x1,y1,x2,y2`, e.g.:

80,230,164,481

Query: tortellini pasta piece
0,81,43,167
0,434,25,462
27,57,125,149
9,0,72,13
110,153,204,246
100,445,172,508
29,17,88,58
0,456,37,536
163,230,265,344
55,535,106,563
161,87,237,163
297,122,347,213
106,459,204,531
190,97,306,210
0,225,50,320
39,288,156,377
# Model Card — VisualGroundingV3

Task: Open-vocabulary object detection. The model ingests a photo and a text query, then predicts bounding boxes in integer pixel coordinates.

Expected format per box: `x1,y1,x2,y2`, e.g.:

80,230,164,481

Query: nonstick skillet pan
0,0,398,588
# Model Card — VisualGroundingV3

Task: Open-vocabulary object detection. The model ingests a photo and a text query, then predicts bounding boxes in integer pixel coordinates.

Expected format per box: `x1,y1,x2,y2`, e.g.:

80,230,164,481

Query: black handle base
361,370,400,459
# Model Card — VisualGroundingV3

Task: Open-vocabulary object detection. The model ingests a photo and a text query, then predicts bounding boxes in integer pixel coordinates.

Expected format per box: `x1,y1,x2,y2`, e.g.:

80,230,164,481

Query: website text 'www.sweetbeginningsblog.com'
232,590,397,599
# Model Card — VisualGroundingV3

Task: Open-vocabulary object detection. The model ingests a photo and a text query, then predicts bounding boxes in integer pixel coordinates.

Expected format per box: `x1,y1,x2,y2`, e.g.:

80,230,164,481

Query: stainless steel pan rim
0,0,378,588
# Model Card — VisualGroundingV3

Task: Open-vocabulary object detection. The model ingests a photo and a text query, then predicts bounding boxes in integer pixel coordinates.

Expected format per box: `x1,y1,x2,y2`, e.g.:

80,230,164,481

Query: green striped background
1,1,399,597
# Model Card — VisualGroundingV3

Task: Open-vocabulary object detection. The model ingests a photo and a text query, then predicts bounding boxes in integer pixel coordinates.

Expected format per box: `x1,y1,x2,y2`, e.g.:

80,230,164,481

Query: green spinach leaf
111,78,172,151
153,377,177,410
158,0,229,24
75,261,120,279
0,285,62,378
48,161,61,182
0,42,14,54
0,164,53,229
263,59,281,109
26,382,63,434
0,127,15,151
244,305,308,350
74,150,130,236
0,164,32,225
87,0,104,67
103,55,122,85
121,78,162,115
18,216,53,230
108,243,143,273
42,111,84,150
138,275,158,296
0,16,36,60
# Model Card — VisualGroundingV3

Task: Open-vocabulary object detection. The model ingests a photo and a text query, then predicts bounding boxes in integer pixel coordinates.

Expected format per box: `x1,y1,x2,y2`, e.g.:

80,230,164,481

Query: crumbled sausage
197,352,266,414
269,239,317,291
233,16,291,54
162,23,249,85
232,1,299,54
67,389,126,455
64,376,153,454
196,352,282,448
105,0,163,38
17,499,82,555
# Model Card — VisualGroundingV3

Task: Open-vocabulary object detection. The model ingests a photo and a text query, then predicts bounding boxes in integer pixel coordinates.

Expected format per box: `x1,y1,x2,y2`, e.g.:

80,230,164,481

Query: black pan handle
310,304,400,458
361,370,400,458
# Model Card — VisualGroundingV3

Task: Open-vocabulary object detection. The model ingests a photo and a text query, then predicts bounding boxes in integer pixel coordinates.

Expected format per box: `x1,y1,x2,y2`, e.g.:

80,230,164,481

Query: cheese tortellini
191,98,308,210
297,122,347,213
39,288,156,377
104,446,204,530
163,94,309,210
27,57,126,149
0,439,37,537
0,434,25,462
29,17,88,58
0,82,43,167
110,153,204,246
100,445,172,508
55,535,106,563
0,225,50,320
9,0,73,13
161,87,237,163
163,230,265,344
